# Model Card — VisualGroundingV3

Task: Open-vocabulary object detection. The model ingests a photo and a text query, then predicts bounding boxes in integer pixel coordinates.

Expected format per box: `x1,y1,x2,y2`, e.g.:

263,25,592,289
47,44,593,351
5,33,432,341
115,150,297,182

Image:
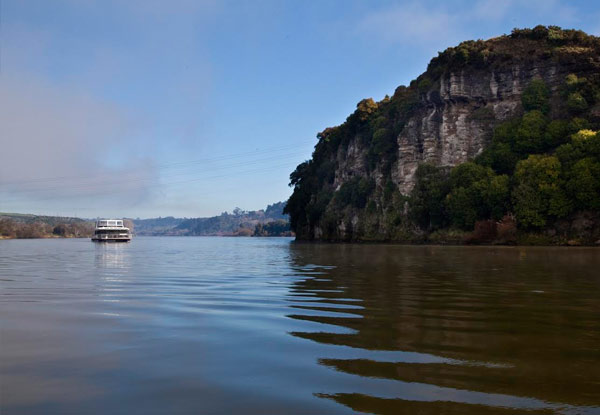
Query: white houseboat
91,219,132,242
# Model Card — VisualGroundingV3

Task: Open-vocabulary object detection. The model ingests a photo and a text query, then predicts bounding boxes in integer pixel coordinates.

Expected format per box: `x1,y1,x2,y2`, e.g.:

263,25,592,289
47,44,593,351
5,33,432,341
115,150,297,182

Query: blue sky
1,0,599,219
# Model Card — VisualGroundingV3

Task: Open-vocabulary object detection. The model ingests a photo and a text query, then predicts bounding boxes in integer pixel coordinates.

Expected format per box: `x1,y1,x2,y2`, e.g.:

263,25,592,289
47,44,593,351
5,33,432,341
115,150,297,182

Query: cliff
285,26,600,244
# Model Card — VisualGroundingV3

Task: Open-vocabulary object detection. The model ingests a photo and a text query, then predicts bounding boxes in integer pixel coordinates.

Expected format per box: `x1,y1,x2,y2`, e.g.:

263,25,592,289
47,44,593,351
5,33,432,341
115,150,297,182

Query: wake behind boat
91,219,131,242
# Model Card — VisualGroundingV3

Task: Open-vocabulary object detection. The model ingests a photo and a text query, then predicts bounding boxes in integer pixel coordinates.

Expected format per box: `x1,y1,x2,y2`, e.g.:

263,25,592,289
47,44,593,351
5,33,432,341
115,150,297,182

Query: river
1,237,599,414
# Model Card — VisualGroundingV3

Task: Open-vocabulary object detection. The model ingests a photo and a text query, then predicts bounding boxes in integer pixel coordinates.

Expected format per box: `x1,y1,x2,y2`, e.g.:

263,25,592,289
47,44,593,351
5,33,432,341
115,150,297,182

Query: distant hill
131,216,186,235
132,202,291,236
0,212,89,226
0,202,291,239
0,213,94,239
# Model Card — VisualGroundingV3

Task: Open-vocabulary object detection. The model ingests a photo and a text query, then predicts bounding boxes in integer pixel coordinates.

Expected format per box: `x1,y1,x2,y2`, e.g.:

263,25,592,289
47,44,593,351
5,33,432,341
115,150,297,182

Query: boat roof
96,219,126,227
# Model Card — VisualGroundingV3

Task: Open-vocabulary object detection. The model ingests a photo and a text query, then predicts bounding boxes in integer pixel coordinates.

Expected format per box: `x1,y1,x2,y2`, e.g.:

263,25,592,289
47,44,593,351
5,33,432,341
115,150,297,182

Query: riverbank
0,216,94,239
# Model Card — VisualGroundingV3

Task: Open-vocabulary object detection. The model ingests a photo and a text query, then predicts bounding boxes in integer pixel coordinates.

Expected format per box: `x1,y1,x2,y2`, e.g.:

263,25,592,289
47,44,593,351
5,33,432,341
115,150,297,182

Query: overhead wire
1,142,314,186
5,151,308,195
0,160,304,202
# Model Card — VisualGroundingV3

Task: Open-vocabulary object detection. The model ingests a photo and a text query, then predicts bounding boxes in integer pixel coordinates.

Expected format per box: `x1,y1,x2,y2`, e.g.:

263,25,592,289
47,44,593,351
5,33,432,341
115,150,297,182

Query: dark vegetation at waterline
253,219,293,237
284,26,600,245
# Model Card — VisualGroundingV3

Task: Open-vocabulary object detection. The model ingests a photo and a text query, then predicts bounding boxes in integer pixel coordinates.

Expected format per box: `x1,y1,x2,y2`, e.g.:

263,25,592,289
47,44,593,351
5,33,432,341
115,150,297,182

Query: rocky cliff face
348,62,592,195
285,27,600,241
395,64,550,193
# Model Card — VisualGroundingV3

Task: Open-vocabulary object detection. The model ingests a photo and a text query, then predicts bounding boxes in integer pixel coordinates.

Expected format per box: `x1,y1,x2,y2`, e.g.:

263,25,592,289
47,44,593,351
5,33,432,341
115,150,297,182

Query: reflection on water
94,242,131,270
0,238,599,414
287,244,600,415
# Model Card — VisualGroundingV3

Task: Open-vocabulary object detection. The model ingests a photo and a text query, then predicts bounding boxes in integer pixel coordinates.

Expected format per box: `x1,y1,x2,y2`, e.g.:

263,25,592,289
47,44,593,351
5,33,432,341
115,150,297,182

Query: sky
1,0,599,219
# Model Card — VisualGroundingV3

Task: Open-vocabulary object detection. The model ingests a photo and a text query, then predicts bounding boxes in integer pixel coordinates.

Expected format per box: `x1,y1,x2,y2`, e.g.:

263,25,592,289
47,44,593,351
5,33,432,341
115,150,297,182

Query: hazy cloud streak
0,72,159,206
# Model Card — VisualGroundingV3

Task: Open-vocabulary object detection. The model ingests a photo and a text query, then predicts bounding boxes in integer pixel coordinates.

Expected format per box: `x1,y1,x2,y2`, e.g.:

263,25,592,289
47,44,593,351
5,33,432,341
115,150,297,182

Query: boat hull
91,237,131,242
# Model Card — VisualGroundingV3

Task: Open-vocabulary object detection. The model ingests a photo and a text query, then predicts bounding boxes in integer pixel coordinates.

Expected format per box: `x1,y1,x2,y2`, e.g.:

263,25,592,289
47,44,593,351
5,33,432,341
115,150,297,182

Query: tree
566,92,588,114
409,164,450,230
445,163,509,229
544,120,570,149
566,158,600,210
334,177,375,209
512,155,571,228
522,79,550,114
515,110,547,154
445,187,479,229
484,174,511,220
53,224,67,236
355,98,378,122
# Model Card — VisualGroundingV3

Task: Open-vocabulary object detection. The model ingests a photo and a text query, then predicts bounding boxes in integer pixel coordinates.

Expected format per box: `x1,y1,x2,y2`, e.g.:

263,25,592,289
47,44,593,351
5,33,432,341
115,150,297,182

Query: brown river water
1,237,599,414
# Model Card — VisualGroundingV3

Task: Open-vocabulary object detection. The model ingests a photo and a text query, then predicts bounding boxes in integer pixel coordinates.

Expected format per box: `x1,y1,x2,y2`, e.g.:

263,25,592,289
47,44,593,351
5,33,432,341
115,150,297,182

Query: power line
1,142,314,186
4,151,307,194
0,160,301,203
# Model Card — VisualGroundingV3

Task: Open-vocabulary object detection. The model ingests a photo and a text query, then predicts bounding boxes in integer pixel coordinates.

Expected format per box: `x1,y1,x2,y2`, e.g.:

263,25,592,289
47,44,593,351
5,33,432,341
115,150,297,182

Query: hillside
285,26,600,245
133,202,291,236
0,213,94,238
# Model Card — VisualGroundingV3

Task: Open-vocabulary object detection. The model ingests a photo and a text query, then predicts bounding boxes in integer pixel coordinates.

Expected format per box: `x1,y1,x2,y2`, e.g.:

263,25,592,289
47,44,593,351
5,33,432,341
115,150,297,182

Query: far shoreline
2,234,598,247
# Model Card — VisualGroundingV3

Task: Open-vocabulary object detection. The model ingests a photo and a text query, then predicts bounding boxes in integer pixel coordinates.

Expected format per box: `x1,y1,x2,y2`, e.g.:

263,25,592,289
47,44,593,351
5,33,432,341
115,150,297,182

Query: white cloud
470,0,515,21
0,72,159,207
357,0,584,46
0,0,219,215
358,3,462,45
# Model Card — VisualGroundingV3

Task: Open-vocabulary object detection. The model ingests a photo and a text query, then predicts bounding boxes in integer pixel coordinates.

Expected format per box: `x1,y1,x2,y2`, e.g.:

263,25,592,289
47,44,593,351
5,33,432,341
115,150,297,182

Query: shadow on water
286,244,600,415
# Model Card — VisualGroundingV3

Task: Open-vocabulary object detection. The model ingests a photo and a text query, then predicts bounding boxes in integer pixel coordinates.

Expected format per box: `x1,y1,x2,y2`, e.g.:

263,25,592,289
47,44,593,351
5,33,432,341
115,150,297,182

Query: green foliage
568,118,591,134
564,74,599,109
512,155,571,228
493,119,520,144
547,25,565,42
445,163,509,229
477,142,520,175
566,92,588,114
253,220,291,237
417,76,433,93
469,106,495,122
556,130,600,167
334,177,375,209
409,164,450,230
445,187,478,230
448,162,489,188
285,27,600,241
544,120,570,148
371,115,387,131
355,98,378,122
515,110,547,154
566,158,600,210
510,25,593,45
486,175,511,219
307,189,333,223
557,130,600,211
566,73,585,91
368,127,395,169
522,79,550,114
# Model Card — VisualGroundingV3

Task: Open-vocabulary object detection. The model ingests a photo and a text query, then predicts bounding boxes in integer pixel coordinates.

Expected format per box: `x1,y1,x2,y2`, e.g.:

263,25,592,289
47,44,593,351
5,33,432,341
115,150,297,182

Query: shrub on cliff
522,79,550,114
334,177,375,209
567,92,588,114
